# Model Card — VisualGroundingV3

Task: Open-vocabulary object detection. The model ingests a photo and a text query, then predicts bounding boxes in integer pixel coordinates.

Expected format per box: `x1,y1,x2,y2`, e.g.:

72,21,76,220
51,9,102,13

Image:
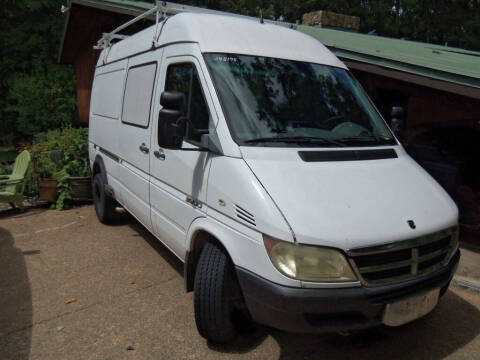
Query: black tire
92,173,117,224
440,280,451,297
194,242,240,343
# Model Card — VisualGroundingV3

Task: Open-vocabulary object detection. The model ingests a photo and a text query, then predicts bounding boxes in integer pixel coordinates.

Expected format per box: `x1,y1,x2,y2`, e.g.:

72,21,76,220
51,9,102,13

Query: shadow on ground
127,220,183,277
269,290,480,360
209,289,480,360
119,212,480,359
0,206,48,221
0,227,32,360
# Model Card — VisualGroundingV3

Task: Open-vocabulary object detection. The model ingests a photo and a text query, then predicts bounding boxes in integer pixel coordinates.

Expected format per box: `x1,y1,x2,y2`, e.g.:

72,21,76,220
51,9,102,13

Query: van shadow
0,227,33,360
214,290,480,359
126,219,184,277
107,209,184,276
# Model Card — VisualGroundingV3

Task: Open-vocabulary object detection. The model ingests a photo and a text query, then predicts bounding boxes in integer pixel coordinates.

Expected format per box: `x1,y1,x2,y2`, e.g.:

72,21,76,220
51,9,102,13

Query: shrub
6,65,77,137
0,163,13,176
29,127,90,209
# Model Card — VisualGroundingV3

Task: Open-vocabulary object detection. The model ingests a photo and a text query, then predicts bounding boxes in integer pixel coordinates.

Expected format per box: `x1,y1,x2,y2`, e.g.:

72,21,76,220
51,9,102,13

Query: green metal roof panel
67,0,480,89
297,25,480,89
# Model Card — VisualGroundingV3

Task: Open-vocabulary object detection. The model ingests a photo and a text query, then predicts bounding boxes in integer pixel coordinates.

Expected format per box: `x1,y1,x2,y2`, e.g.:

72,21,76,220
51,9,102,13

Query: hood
241,146,458,251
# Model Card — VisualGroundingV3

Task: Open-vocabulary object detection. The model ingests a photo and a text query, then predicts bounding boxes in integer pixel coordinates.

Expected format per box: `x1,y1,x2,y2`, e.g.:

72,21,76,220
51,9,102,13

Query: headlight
264,235,357,282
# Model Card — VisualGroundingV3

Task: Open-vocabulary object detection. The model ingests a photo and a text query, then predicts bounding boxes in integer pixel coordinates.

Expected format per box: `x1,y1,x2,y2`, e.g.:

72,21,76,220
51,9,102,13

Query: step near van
89,10,460,343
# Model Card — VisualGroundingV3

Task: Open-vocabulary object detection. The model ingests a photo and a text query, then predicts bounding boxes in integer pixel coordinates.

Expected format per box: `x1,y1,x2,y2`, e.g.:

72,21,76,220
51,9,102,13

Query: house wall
353,69,480,204
75,48,99,123
352,69,480,138
60,4,119,123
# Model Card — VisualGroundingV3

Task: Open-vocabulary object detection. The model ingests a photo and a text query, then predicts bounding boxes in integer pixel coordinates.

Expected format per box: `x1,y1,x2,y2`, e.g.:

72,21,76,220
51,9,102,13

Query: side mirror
158,91,186,149
390,106,405,141
391,106,404,119
160,91,184,110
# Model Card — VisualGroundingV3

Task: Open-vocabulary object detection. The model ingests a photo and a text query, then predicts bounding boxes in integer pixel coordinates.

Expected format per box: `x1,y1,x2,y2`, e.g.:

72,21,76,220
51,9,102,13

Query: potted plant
34,151,60,203
56,156,91,209
65,128,91,201
54,128,91,210
28,127,91,208
68,176,92,201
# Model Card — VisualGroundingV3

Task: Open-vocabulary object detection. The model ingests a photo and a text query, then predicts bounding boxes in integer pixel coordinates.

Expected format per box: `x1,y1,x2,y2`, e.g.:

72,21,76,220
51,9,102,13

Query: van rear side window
91,69,125,120
122,62,157,128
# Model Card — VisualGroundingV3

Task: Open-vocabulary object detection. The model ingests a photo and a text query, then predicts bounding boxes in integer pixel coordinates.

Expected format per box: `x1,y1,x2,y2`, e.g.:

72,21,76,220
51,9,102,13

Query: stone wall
302,10,360,31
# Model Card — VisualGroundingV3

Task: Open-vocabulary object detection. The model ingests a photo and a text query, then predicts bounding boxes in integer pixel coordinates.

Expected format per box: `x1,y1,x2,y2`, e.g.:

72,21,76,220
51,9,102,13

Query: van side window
165,63,209,143
91,69,125,120
122,62,157,128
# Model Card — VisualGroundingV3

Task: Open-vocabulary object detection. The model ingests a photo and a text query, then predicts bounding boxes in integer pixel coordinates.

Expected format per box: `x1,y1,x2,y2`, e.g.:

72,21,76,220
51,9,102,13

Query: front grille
347,227,458,286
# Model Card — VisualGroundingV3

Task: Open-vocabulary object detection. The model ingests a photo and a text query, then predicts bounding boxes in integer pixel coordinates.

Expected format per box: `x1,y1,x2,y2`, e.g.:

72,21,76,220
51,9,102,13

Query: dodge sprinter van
89,11,460,343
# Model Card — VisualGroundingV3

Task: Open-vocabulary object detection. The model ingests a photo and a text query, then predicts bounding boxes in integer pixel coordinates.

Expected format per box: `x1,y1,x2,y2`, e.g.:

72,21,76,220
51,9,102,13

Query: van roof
97,12,346,69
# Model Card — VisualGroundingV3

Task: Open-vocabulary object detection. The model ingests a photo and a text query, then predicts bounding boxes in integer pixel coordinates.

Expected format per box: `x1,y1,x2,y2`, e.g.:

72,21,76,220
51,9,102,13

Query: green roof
297,25,480,90
65,0,480,92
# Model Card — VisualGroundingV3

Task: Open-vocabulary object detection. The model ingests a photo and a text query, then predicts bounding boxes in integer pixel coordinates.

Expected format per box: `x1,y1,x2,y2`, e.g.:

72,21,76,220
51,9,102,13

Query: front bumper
236,249,460,333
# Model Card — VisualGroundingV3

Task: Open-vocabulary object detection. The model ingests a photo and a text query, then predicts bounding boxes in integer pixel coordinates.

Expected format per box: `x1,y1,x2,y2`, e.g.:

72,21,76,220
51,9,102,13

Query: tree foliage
167,0,480,50
0,0,77,142
7,65,77,137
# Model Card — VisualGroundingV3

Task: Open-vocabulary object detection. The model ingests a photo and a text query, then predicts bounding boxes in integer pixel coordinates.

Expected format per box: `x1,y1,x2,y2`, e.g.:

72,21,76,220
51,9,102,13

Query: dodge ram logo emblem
407,220,416,229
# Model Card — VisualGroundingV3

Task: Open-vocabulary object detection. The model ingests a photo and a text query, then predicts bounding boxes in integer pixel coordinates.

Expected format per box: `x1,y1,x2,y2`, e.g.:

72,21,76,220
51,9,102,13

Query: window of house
122,62,157,127
164,63,209,143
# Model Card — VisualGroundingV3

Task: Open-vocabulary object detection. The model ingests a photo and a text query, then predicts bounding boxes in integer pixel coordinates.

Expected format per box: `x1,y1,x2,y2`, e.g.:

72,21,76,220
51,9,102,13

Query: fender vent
235,204,256,226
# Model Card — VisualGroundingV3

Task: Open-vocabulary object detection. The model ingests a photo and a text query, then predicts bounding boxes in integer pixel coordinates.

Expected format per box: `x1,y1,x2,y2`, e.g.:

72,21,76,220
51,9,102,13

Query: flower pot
68,176,92,201
38,178,58,203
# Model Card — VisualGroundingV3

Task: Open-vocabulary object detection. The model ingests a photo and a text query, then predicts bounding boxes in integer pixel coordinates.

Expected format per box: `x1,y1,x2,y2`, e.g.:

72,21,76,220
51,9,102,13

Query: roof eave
331,48,480,93
344,59,480,100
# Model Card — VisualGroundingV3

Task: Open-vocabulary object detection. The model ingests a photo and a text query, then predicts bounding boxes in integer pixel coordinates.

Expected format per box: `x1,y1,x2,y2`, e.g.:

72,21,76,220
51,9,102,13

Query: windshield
204,53,396,147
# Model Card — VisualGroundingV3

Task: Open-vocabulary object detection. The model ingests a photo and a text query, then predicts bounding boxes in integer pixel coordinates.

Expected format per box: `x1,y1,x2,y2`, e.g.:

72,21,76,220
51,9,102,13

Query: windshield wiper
243,136,345,147
336,135,395,145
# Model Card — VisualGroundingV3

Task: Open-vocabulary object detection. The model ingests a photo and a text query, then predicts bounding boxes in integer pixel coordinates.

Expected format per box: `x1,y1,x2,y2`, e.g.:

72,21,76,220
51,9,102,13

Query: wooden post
75,48,99,124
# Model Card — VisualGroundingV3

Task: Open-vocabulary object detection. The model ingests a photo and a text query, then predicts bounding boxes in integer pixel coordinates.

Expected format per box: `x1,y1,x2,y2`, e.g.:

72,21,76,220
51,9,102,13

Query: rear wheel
194,242,244,343
92,173,117,224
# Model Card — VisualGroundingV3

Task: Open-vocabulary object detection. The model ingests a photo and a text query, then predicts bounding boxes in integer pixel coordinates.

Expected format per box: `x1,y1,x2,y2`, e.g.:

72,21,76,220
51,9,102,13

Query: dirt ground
0,205,479,360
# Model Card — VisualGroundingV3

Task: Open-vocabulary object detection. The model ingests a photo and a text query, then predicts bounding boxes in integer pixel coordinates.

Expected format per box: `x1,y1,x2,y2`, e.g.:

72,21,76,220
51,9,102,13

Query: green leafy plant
0,163,13,176
28,127,90,210
0,149,15,175
32,151,60,179
0,0,77,141
54,167,72,211
6,66,77,137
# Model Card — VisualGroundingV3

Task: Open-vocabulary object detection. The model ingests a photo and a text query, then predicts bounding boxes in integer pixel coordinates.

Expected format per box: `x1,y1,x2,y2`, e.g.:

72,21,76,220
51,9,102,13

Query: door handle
139,143,149,154
154,150,165,160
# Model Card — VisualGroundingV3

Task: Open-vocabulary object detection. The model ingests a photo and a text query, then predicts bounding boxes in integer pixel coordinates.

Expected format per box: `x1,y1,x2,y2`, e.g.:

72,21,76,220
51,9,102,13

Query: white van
89,12,460,343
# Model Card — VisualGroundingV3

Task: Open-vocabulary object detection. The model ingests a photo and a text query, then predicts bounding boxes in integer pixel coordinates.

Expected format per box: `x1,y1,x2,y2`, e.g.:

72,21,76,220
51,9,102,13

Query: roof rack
94,0,167,50
94,1,297,50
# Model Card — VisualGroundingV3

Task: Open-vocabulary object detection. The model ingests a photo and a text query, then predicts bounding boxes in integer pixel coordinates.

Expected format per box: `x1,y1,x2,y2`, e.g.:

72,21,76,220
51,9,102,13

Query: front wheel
194,242,244,343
